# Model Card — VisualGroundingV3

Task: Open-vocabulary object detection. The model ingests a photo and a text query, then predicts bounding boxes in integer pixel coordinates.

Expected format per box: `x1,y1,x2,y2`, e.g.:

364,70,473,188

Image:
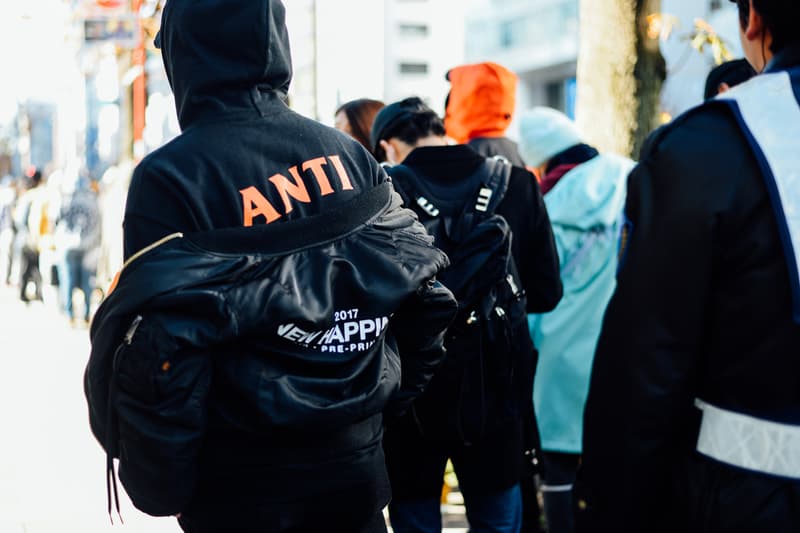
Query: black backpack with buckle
387,157,536,445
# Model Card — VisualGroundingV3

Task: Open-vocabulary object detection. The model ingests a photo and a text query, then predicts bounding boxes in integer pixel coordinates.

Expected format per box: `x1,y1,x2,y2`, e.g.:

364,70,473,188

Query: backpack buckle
475,187,492,212
416,196,440,217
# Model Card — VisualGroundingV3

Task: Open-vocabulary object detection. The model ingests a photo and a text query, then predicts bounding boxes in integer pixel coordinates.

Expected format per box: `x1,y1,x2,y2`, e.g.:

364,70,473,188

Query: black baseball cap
369,97,428,153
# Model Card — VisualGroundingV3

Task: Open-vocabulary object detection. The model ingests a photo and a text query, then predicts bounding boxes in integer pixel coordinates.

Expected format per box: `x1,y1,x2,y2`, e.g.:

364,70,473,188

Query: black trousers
19,247,41,301
178,507,387,533
540,452,580,533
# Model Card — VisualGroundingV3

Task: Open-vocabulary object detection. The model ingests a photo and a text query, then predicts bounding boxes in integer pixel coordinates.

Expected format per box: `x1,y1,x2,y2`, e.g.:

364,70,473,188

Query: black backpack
388,158,536,445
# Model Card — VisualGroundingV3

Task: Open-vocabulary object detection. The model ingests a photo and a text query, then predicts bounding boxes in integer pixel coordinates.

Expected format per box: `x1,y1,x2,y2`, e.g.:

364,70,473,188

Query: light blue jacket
529,153,634,453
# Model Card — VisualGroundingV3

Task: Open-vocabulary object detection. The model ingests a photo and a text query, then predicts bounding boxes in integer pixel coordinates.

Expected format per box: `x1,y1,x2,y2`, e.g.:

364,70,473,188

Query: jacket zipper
121,233,183,272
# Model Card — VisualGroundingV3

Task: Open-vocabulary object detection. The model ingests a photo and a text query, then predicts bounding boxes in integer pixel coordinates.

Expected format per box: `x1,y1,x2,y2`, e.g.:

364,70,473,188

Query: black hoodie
124,0,386,259
117,0,455,529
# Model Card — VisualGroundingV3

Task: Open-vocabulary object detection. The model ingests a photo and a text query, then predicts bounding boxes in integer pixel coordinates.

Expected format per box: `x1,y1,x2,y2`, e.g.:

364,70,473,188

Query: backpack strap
386,164,441,219
475,156,512,217
451,157,512,241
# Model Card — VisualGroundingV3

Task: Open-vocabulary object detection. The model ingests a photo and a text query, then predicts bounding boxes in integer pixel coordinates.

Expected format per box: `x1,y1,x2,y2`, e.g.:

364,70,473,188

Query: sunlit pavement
0,285,178,533
0,284,467,532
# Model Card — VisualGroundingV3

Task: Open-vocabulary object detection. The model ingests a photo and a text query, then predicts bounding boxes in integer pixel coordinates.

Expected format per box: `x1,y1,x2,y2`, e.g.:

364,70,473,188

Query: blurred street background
0,0,749,531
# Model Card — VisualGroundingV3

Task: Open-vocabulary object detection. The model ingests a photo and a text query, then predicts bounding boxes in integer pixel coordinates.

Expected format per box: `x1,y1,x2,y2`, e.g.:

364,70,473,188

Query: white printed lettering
344,322,359,342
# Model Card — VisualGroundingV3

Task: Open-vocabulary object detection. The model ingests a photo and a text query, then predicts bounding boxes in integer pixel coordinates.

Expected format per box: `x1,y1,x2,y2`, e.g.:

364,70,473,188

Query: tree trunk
575,0,666,159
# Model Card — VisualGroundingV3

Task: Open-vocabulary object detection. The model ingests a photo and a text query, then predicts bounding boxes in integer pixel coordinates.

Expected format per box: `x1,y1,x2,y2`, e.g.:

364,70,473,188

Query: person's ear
717,82,731,95
744,0,764,41
379,140,398,165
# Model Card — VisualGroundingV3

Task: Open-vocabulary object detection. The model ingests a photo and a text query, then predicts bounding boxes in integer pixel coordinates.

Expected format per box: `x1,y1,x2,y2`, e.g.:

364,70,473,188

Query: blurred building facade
285,0,465,124
383,0,466,114
465,0,579,124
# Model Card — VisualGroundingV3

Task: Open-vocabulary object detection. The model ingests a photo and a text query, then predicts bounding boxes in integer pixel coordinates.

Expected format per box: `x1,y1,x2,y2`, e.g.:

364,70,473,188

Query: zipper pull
466,311,478,325
124,315,143,345
506,274,521,298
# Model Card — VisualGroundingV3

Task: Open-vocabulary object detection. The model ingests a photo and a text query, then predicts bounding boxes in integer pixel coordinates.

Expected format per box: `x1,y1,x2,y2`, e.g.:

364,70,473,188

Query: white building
383,0,466,114
464,0,579,125
285,0,465,124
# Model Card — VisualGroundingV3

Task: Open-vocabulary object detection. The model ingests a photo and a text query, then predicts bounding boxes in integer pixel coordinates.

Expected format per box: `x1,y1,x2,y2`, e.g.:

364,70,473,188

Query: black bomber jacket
84,183,457,516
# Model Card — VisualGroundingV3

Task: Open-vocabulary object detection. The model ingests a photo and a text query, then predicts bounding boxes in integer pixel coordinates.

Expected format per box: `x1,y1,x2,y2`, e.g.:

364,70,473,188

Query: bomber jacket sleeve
386,278,458,417
500,169,562,313
575,110,751,532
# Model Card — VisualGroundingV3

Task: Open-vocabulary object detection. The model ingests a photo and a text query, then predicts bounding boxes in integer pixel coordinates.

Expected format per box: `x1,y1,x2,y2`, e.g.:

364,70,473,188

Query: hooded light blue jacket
529,153,634,453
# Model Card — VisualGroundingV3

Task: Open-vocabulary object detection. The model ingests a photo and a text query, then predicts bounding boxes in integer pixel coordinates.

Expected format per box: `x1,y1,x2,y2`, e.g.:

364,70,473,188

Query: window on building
399,62,429,75
546,80,565,111
398,23,429,37
499,18,527,49
709,0,723,11
499,20,514,48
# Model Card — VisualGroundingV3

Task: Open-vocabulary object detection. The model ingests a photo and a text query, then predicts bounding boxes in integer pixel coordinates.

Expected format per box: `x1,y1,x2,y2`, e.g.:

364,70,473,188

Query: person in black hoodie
372,97,562,533
91,1,458,532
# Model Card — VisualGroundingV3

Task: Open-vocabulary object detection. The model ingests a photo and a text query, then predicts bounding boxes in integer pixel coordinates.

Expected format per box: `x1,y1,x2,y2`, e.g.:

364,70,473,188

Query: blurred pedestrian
84,1,457,532
0,174,16,285
373,96,562,533
521,107,634,533
335,98,385,151
14,168,45,303
445,62,527,166
703,57,756,99
576,1,800,531
54,175,100,324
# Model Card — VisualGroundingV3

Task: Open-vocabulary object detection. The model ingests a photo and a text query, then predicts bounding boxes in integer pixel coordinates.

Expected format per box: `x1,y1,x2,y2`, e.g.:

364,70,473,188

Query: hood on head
158,0,293,129
544,154,634,230
444,62,517,144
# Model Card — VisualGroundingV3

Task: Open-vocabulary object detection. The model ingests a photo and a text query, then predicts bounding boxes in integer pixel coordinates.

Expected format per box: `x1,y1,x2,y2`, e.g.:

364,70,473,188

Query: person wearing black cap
373,97,562,533
576,1,800,531
84,1,458,532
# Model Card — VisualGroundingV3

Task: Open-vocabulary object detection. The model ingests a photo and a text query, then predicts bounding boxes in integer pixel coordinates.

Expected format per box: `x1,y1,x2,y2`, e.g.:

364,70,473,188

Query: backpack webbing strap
452,157,512,241
386,164,442,219
474,156,512,218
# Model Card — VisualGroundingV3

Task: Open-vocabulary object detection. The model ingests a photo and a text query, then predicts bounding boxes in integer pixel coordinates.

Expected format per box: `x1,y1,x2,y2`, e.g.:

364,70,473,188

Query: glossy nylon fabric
445,62,518,144
85,186,454,515
158,0,292,129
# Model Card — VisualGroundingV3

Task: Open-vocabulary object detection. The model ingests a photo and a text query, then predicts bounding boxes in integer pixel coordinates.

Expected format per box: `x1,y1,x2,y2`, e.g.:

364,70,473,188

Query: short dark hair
335,99,385,151
733,0,800,53
704,58,756,99
371,97,446,162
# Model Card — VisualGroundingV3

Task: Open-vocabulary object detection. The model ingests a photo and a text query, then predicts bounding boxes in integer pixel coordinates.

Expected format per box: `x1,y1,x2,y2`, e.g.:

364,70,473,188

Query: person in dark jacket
521,107,633,533
372,97,562,533
444,62,528,167
445,62,545,531
576,1,800,532
87,1,458,532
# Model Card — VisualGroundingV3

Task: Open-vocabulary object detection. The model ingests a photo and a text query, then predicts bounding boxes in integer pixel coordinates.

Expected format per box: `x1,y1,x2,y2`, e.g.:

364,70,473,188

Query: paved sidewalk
0,285,180,533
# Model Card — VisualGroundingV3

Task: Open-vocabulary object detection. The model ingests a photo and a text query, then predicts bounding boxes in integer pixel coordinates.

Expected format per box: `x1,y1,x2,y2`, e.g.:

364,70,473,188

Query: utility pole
131,0,146,160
